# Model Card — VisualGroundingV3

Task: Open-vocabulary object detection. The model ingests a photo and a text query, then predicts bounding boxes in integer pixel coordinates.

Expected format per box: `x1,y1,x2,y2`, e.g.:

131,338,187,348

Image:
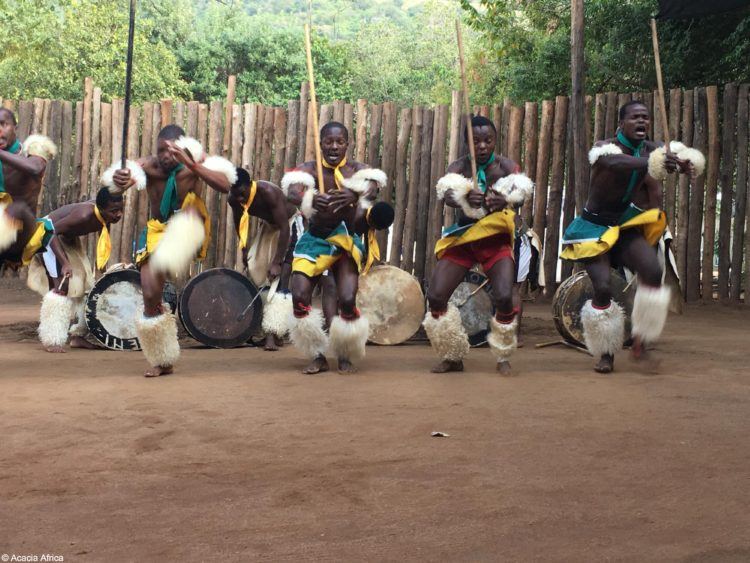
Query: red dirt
1,279,749,561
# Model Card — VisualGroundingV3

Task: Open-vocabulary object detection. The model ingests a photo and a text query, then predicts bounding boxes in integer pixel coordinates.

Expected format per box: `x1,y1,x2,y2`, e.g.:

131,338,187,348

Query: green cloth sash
158,163,184,220
0,139,23,194
616,131,644,203
476,153,495,193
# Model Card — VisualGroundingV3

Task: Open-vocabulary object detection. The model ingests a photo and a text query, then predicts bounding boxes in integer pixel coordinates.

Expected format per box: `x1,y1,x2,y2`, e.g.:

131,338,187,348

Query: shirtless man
228,167,297,351
0,108,57,266
281,121,387,374
424,116,533,375
561,100,703,373
31,187,126,352
112,125,236,376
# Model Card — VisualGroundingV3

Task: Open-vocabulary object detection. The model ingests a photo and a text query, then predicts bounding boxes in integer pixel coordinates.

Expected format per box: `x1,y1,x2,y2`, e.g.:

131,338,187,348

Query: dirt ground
1,278,749,562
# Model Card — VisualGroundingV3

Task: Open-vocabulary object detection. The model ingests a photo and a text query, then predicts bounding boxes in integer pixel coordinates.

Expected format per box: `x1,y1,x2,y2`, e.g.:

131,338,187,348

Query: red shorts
441,234,513,272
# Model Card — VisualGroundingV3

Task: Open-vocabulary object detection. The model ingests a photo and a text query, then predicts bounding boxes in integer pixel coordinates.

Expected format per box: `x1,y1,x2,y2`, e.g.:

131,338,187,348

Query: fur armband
175,136,204,163
300,188,316,219
281,170,316,197
647,142,706,181
202,155,238,186
588,143,623,165
435,173,485,220
101,160,147,194
23,135,57,162
341,168,388,193
490,173,534,207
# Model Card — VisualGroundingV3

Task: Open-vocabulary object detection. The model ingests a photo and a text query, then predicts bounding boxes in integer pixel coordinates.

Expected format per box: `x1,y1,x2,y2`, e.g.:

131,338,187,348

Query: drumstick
454,278,490,308
304,24,326,194
455,20,479,192
235,286,267,322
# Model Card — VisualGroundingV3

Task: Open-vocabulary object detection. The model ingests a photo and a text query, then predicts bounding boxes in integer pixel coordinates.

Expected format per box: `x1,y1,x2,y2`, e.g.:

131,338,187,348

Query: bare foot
496,360,513,375
431,360,464,373
70,335,97,349
144,365,173,378
630,342,661,374
594,354,614,374
338,358,358,374
302,355,329,375
45,345,66,353
263,334,279,352
516,339,524,349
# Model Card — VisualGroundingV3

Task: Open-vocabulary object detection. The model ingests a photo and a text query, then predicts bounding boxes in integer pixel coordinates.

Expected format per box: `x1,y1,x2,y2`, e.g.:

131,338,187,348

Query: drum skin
358,265,425,345
85,268,176,351
552,269,635,346
179,268,263,348
448,270,494,347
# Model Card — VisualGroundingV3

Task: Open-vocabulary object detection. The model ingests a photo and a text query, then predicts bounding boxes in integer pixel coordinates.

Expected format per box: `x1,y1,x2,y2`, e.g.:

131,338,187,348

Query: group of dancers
0,99,704,377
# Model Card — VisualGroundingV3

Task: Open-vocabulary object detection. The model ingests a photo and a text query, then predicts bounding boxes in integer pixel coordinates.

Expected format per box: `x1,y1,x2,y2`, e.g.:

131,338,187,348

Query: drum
358,265,425,345
552,269,635,347
448,270,494,347
179,267,263,348
85,267,177,350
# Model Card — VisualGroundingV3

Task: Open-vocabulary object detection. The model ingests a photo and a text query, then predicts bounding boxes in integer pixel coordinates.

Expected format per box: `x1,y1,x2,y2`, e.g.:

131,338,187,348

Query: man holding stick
561,100,704,373
281,121,387,374
423,116,533,375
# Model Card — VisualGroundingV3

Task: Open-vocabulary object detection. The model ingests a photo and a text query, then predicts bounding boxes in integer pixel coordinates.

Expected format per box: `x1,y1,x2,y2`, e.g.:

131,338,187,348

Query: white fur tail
0,204,20,253
631,284,670,345
423,304,470,362
262,293,293,338
580,300,625,358
149,211,205,276
136,313,180,368
329,314,370,362
289,308,328,360
38,291,74,348
487,316,518,361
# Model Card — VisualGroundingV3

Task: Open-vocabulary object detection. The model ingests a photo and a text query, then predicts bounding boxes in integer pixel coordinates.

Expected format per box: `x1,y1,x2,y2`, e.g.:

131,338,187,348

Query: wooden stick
455,20,478,191
304,24,325,193
121,0,136,169
650,19,671,148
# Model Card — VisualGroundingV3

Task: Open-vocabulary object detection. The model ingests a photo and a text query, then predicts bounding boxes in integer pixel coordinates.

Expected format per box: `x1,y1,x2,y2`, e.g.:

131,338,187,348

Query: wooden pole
455,20,478,192
304,24,325,193
650,19,671,147
121,0,136,169
571,0,588,215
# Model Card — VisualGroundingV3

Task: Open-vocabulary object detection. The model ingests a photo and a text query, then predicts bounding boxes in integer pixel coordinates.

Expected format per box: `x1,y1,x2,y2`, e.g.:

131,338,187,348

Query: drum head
358,265,425,345
85,268,176,351
179,268,262,348
552,269,635,346
449,270,494,347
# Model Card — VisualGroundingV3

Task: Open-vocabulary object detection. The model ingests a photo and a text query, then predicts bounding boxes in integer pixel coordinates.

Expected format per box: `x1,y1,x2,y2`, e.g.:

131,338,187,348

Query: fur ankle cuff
136,313,180,368
631,284,670,344
289,308,328,360
38,291,73,347
329,314,370,362
580,300,625,357
488,316,517,361
423,304,470,362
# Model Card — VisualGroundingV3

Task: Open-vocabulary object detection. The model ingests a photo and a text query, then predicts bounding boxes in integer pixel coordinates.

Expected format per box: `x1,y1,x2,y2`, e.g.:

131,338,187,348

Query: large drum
552,269,635,346
179,267,263,348
358,265,425,345
85,267,177,350
448,270,494,347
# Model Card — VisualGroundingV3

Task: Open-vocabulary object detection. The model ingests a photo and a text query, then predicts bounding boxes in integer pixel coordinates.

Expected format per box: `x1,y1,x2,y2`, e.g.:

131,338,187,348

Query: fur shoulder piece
588,143,623,165
101,160,147,193
436,173,472,201
341,168,388,193
175,136,204,163
203,155,238,185
490,173,534,207
281,170,316,196
23,135,57,161
648,141,706,181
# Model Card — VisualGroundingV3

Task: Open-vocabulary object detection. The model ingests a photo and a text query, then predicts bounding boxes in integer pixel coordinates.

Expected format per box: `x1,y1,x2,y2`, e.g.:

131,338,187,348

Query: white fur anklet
289,308,328,360
38,291,74,348
423,304,470,362
329,314,370,362
262,293,293,338
580,300,625,357
631,284,671,345
487,316,518,362
136,313,180,368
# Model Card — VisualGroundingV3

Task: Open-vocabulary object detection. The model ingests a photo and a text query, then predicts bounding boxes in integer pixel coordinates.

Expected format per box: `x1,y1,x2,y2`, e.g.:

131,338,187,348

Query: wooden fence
2,79,748,304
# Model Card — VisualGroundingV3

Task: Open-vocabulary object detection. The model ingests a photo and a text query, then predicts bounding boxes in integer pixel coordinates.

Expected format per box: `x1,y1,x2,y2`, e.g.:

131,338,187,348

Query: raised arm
166,142,234,194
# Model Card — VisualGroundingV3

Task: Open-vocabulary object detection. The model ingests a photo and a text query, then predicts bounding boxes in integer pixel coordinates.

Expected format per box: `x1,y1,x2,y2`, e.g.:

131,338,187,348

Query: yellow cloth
238,181,257,250
322,156,347,190
434,209,516,259
363,207,380,274
20,221,49,266
136,191,210,266
0,192,12,205
560,208,666,261
93,204,111,270
291,224,366,278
